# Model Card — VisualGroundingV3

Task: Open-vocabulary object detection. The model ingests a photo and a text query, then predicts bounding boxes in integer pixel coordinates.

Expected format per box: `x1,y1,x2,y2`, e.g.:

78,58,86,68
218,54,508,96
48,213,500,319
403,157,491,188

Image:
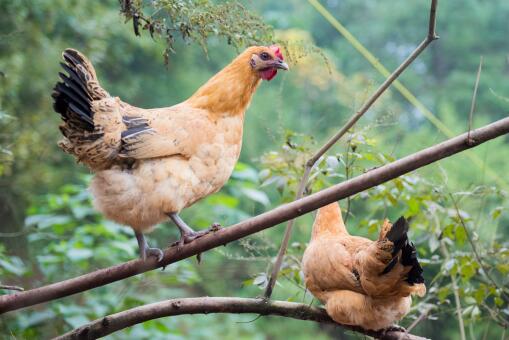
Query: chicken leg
167,213,219,247
135,232,164,262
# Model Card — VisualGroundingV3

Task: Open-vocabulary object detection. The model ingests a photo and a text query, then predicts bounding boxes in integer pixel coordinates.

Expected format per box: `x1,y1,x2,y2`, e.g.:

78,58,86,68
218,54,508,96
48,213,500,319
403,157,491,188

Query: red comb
270,45,284,60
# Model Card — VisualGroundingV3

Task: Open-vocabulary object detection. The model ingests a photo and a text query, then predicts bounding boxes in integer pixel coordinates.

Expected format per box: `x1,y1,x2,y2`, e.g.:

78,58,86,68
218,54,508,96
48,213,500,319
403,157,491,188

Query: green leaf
64,315,89,328
240,188,270,206
474,287,486,304
67,248,94,261
428,234,440,253
206,193,239,208
232,162,259,182
0,257,26,276
471,306,481,318
407,197,420,215
491,206,503,220
438,286,451,302
253,274,267,288
496,263,509,275
464,296,476,305
455,225,467,246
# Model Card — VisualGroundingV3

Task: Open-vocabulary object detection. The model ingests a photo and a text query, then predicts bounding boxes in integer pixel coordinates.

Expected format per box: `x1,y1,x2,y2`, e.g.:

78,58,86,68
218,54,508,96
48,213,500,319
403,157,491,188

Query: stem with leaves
440,242,467,340
450,195,509,302
263,0,440,299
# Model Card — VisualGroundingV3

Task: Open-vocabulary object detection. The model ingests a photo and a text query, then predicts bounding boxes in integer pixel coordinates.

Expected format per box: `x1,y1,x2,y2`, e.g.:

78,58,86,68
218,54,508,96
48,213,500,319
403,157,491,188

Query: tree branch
54,297,428,340
1,116,509,314
0,285,24,292
263,0,439,298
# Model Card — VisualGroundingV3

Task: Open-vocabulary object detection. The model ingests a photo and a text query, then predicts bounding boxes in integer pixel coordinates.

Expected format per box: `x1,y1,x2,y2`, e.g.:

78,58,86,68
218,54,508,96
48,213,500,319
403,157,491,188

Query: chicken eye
260,52,270,60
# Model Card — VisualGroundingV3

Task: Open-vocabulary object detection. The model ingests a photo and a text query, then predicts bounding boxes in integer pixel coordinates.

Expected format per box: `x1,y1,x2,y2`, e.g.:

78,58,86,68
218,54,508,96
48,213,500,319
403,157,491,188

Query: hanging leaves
119,0,274,63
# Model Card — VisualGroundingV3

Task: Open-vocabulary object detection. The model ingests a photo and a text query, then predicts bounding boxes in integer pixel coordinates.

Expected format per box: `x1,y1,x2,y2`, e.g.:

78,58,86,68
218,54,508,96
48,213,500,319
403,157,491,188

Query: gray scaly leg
135,231,164,262
167,213,221,247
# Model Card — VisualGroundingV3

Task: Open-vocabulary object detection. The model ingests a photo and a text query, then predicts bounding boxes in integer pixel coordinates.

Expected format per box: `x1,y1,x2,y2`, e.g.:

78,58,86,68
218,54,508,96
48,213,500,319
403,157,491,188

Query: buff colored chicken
52,46,288,261
302,202,426,331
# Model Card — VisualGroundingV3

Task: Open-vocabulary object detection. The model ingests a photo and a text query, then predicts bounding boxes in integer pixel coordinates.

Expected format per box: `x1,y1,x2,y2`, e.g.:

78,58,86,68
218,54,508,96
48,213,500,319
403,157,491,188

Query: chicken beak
274,59,289,71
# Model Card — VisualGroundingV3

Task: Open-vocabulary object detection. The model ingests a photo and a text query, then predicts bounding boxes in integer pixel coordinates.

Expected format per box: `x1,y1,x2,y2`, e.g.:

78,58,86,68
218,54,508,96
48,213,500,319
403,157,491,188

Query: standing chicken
302,202,425,331
52,46,288,261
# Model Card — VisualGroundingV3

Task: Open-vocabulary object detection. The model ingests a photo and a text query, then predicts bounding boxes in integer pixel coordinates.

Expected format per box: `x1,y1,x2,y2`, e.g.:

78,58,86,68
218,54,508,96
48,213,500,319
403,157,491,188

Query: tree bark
1,116,509,314
54,297,429,340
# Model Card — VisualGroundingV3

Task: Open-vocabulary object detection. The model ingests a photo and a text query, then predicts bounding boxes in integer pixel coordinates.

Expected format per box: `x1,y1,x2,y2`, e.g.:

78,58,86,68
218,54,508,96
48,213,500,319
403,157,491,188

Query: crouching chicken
52,46,288,261
302,202,426,331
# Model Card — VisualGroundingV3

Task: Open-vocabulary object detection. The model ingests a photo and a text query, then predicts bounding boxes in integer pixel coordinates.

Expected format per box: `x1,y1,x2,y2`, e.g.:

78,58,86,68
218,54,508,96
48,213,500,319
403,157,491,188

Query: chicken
52,46,288,261
302,202,426,331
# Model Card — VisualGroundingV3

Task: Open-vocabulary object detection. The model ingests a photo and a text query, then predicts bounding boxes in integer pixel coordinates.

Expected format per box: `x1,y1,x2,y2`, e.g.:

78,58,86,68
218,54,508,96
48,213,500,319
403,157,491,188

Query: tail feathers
52,49,109,132
401,241,424,284
380,216,424,286
385,216,409,256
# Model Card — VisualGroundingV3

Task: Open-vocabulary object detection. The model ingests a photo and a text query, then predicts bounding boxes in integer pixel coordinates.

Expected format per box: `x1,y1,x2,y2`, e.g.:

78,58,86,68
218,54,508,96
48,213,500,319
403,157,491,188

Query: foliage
119,0,274,62
0,108,14,176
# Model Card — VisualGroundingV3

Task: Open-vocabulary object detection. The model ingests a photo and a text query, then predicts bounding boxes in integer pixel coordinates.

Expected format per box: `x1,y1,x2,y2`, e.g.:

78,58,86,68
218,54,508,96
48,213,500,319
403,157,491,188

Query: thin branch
0,285,24,292
1,116,509,314
54,297,428,340
263,0,440,298
343,133,355,224
467,56,483,144
407,306,433,332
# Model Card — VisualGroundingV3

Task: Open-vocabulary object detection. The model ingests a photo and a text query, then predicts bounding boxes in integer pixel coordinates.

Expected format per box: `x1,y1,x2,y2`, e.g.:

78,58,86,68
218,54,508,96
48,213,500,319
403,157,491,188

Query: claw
135,231,163,262
210,222,222,232
146,247,164,262
380,324,407,338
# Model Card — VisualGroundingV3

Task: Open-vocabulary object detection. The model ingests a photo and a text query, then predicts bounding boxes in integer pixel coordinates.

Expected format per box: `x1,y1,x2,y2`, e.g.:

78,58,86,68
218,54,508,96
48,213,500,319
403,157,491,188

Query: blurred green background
1,0,508,339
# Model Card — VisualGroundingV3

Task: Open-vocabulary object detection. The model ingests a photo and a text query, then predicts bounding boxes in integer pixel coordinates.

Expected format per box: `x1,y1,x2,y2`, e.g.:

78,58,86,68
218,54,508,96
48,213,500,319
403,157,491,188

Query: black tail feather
402,241,424,284
386,216,409,256
381,216,424,285
58,72,91,102
53,51,96,132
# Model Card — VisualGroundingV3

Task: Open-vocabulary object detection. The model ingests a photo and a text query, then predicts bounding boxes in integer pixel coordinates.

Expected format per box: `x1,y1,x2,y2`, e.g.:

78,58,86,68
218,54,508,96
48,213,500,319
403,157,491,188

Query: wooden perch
1,116,509,314
54,297,429,340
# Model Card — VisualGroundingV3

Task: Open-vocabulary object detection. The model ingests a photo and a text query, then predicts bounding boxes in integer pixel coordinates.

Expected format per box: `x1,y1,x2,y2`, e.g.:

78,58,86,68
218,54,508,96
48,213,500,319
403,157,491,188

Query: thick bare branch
264,0,440,298
1,116,509,314
54,297,428,340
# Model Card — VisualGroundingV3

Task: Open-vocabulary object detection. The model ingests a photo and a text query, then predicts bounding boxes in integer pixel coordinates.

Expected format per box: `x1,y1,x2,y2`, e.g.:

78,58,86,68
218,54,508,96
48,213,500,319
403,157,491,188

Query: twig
1,116,509,314
0,285,24,292
481,302,509,328
53,297,428,340
467,56,483,145
343,133,354,224
263,0,440,299
407,305,434,333
440,242,466,340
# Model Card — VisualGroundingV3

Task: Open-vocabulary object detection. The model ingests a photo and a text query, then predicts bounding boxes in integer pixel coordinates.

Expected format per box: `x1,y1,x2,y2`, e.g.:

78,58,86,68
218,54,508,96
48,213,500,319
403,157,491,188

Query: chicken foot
380,324,407,337
135,232,164,262
167,213,221,248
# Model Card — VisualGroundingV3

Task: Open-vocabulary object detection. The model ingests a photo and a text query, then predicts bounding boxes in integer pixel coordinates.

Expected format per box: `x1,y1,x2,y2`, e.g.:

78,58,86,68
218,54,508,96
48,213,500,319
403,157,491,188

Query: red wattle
260,68,277,81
